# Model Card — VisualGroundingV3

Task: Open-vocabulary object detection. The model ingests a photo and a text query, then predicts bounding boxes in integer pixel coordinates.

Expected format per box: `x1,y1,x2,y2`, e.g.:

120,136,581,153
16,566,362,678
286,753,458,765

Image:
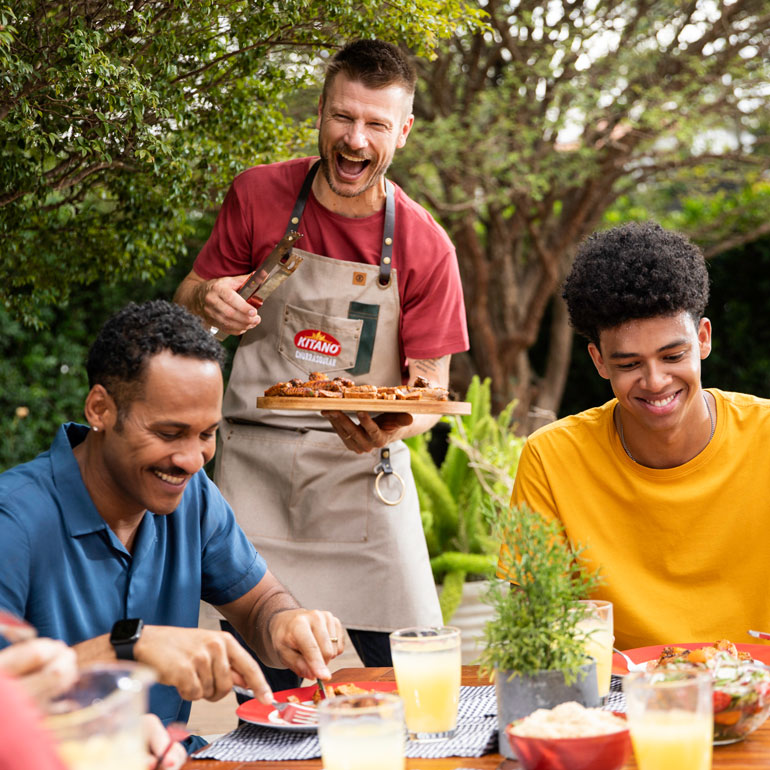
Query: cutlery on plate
613,647,648,672
316,678,331,700
749,630,770,641
231,685,318,725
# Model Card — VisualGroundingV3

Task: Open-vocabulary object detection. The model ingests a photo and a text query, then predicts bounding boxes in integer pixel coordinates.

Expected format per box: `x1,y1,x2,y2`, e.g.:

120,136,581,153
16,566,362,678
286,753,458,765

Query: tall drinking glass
575,599,614,697
389,626,461,741
43,663,155,770
317,692,405,770
624,670,713,770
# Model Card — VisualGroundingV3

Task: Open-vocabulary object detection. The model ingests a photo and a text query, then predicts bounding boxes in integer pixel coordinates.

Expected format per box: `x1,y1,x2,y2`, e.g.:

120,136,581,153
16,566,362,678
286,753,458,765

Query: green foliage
390,0,770,417
0,255,240,472
0,0,486,326
477,501,601,681
406,375,524,621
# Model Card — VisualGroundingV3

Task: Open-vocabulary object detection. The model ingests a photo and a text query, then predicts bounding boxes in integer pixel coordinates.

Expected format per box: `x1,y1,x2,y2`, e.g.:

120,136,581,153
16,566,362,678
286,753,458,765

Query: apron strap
379,180,395,287
285,159,321,234
285,160,395,287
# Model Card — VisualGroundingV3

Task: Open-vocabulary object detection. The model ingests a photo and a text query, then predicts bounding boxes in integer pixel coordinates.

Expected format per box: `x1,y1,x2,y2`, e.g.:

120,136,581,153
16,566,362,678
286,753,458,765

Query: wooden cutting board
257,396,471,415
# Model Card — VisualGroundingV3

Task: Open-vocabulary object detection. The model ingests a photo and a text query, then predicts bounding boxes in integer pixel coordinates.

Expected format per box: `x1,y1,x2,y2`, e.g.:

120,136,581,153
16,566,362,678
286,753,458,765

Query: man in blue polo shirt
0,300,343,750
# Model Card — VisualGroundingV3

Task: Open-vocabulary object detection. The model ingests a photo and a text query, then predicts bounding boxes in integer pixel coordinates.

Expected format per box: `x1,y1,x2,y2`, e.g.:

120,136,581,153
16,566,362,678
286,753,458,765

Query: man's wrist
110,618,144,661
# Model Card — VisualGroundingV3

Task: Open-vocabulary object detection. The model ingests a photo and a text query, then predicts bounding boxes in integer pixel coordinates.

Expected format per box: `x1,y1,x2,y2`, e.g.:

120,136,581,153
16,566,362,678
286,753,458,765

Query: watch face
111,618,143,642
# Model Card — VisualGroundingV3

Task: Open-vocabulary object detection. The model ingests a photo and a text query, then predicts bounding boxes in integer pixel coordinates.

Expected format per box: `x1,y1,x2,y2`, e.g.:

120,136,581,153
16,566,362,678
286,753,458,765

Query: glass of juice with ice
575,599,614,698
389,626,461,741
318,692,405,770
624,669,713,770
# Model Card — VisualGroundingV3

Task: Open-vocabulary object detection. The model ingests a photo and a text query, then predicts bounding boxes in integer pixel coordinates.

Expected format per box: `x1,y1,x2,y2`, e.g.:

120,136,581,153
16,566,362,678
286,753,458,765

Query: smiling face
588,312,712,441
87,351,223,517
316,73,413,203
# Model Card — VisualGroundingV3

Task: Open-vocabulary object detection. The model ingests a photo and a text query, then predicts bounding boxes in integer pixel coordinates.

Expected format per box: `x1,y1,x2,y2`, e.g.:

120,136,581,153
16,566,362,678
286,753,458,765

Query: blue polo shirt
0,423,267,727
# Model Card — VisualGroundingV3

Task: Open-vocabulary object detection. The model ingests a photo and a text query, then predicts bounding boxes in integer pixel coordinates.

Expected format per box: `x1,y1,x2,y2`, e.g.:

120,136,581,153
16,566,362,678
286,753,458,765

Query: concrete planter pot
494,660,599,758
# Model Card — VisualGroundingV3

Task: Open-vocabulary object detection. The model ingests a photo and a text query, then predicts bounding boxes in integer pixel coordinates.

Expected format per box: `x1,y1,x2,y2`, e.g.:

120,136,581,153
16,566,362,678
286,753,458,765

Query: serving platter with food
257,372,471,415
615,640,770,744
235,681,399,732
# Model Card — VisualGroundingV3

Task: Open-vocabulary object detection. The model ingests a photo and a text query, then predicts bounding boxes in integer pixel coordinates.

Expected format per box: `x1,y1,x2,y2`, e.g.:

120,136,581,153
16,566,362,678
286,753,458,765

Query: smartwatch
110,618,144,661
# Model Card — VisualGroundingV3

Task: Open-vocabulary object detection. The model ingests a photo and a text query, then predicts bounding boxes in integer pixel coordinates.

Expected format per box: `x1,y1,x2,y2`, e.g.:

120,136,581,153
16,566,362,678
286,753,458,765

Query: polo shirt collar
51,422,110,538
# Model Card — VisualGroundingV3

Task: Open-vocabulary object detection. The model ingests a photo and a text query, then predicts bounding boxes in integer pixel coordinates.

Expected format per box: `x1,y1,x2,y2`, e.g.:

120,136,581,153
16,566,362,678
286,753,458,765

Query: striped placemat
194,685,498,761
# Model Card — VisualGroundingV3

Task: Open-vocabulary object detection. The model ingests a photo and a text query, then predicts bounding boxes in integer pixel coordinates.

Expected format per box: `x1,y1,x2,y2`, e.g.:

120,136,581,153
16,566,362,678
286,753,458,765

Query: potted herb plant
477,499,603,758
405,377,524,661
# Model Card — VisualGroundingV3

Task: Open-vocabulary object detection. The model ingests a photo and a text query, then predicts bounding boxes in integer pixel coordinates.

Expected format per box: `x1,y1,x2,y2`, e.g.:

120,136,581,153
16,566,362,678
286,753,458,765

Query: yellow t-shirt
511,388,770,650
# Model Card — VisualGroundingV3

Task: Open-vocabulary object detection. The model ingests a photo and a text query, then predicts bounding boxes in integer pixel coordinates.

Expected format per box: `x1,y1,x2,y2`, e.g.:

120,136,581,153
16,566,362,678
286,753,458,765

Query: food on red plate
650,640,770,743
648,639,753,669
264,372,449,401
286,683,395,709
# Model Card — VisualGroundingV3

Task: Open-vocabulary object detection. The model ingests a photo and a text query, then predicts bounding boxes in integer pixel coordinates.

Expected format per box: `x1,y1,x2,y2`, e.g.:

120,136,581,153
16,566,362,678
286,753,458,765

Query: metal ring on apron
373,447,405,506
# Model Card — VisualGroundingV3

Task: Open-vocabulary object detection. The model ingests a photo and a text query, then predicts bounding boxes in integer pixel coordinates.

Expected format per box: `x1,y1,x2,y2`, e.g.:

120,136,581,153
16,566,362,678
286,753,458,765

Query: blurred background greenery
2,0,770,471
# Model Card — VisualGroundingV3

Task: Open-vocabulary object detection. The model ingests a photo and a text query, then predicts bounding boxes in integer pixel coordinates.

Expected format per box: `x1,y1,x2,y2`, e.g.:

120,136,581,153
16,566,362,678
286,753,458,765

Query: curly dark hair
322,39,417,104
87,300,225,416
563,221,710,346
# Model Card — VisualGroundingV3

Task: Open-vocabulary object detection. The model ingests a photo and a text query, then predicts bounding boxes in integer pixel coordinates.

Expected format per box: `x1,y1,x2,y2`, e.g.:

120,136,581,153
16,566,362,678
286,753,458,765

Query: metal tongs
209,230,304,341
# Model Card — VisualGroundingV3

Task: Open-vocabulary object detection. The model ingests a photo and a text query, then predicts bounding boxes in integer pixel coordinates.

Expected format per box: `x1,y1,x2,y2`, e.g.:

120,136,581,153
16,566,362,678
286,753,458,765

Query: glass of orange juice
624,669,713,770
389,626,461,741
575,599,614,698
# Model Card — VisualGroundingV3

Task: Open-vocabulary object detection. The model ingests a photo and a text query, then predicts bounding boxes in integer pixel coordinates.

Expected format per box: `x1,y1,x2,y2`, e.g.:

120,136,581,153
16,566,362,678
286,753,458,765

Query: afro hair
563,221,709,346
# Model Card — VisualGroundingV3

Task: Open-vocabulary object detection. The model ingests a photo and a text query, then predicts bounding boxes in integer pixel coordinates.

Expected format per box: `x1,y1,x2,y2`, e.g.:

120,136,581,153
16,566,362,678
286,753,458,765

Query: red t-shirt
194,157,469,361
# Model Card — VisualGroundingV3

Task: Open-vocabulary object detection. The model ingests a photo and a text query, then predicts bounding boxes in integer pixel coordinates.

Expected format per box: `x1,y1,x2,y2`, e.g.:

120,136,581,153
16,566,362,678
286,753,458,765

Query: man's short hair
563,221,710,346
87,300,225,417
322,39,417,105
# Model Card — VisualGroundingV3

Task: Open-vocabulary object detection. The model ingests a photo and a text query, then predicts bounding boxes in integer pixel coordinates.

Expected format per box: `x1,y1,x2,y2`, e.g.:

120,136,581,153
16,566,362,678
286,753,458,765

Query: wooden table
183,666,770,769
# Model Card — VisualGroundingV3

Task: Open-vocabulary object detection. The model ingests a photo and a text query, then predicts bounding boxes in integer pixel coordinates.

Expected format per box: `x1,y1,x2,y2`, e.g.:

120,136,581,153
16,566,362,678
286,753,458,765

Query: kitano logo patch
294,329,341,366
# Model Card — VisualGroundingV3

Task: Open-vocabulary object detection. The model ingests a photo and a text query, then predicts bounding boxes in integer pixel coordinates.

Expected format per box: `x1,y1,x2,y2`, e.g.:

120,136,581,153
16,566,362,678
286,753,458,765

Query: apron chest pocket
278,303,361,376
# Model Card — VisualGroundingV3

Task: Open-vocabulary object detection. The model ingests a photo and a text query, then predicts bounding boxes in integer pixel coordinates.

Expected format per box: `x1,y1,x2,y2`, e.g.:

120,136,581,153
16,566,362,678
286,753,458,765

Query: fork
231,685,318,725
272,700,318,725
613,647,648,673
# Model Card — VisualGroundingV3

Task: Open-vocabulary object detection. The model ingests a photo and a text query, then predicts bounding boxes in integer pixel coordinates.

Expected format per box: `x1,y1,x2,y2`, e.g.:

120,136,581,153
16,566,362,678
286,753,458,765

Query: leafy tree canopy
390,0,770,426
0,0,485,326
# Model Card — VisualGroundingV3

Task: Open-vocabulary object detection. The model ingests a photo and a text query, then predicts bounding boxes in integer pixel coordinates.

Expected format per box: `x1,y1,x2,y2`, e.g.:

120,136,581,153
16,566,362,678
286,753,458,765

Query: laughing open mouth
335,150,371,178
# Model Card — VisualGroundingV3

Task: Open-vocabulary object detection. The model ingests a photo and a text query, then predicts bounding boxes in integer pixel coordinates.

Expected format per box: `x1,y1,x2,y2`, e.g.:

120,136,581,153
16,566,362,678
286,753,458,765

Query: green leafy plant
406,376,524,622
477,500,602,682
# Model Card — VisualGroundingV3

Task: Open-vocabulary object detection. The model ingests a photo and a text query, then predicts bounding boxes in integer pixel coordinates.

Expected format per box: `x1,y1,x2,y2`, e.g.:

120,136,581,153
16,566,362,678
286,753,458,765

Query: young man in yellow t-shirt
511,221,770,649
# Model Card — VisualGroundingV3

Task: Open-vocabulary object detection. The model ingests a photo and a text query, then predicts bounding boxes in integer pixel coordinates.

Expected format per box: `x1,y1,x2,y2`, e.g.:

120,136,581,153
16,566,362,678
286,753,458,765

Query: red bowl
505,723,631,770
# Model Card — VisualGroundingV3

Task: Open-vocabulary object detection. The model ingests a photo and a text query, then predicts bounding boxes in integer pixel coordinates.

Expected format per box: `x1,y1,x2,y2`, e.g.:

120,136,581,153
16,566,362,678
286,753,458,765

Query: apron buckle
373,447,405,506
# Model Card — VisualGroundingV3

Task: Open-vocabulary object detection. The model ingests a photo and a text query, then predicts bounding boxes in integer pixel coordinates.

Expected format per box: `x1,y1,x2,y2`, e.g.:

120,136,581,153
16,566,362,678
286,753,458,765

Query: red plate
236,681,399,732
612,642,770,675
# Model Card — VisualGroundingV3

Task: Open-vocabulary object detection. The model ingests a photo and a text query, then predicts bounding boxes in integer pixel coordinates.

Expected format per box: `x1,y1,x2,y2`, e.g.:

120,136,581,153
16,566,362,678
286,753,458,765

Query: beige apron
215,162,441,630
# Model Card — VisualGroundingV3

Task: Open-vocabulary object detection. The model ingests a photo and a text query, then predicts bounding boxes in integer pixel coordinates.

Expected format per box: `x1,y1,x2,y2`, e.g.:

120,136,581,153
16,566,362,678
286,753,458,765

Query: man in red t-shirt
175,40,469,687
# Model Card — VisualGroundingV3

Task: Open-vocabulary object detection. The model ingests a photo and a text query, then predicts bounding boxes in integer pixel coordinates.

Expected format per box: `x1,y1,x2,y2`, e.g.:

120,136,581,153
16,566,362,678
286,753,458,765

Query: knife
749,630,770,641
209,230,303,341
